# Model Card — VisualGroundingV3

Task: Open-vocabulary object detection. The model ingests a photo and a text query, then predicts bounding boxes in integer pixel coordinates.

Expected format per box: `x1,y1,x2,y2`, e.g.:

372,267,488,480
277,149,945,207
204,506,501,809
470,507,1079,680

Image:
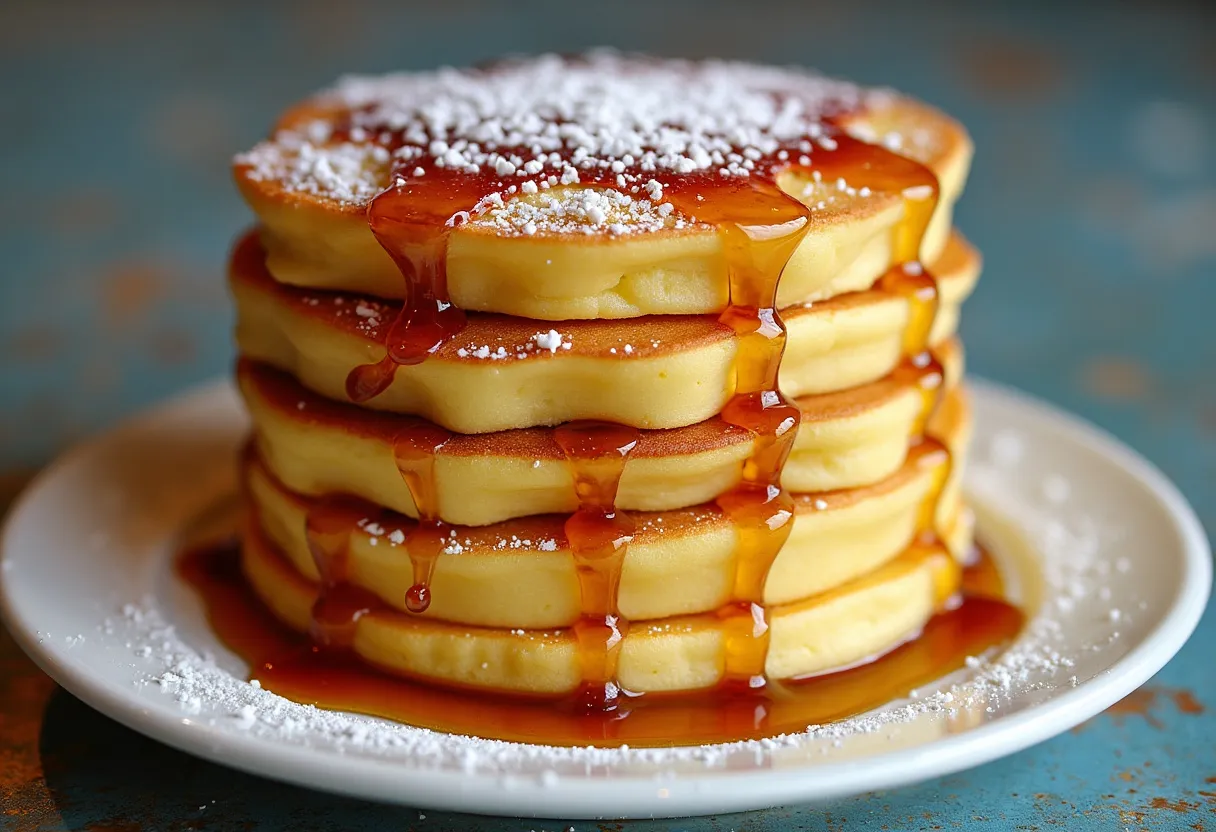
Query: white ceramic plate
0,379,1209,819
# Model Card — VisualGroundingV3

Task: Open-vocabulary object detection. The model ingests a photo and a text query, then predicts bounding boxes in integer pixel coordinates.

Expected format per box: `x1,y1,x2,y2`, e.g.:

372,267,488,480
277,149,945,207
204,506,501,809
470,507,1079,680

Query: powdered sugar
329,52,863,181
236,52,882,234
478,186,687,237
237,138,390,206
454,331,573,360
349,518,561,556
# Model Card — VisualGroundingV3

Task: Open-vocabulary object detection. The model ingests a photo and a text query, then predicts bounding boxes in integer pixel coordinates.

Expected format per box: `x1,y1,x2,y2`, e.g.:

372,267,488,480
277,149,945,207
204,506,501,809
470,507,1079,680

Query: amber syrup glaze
553,421,641,711
301,88,957,710
302,496,380,647
391,420,453,613
178,538,1023,747
302,418,453,630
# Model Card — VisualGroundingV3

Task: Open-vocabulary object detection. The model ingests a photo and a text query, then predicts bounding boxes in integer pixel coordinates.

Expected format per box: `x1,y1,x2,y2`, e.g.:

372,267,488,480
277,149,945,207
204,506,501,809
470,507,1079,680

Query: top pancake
233,53,972,319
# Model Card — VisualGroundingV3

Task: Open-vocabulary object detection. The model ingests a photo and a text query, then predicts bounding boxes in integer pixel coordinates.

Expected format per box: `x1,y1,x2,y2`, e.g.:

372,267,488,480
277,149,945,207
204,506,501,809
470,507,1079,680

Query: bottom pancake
242,513,969,695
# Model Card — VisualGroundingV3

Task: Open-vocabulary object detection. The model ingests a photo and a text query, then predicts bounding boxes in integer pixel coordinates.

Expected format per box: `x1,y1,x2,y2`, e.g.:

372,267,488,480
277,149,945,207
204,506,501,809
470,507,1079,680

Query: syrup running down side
301,420,454,640
553,421,640,711
665,176,808,691
391,421,454,614
302,497,379,648
303,418,454,639
178,538,1023,748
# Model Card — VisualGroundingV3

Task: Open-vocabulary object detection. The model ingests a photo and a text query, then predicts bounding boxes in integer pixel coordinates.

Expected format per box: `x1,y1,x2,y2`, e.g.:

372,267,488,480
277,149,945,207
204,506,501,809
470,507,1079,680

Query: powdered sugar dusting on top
332,52,863,177
235,52,880,234
109,434,1129,772
480,186,686,236
239,135,391,205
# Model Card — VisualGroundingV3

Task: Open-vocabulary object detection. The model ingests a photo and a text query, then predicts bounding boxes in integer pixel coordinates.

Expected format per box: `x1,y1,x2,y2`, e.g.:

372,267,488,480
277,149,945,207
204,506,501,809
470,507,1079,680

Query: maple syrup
343,164,472,404
302,497,378,647
391,421,454,613
553,420,640,710
178,538,1023,747
664,174,808,690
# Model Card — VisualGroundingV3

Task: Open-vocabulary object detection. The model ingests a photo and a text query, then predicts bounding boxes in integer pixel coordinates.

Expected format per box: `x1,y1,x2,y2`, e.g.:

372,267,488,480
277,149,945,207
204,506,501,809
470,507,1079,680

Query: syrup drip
392,422,454,613
302,422,452,631
178,538,1024,748
905,438,962,603
344,164,472,403
662,175,809,690
554,421,640,710
303,497,380,647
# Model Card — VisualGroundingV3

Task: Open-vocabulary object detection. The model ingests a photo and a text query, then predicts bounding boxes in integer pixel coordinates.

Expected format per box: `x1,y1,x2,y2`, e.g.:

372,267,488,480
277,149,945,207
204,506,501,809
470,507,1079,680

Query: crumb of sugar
236,139,390,206
455,331,571,361
1042,474,1070,504
989,428,1025,467
532,330,564,353
480,186,685,237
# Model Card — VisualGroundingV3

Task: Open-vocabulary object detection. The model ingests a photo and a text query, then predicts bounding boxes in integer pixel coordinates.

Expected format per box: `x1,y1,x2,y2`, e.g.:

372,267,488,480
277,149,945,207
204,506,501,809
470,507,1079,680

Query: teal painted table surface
1,1,1214,829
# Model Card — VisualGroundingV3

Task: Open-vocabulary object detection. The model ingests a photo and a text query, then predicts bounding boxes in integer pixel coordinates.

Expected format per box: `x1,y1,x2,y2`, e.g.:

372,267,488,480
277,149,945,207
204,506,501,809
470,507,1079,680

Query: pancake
244,384,970,629
241,338,963,526
233,230,979,434
243,509,969,694
233,54,972,320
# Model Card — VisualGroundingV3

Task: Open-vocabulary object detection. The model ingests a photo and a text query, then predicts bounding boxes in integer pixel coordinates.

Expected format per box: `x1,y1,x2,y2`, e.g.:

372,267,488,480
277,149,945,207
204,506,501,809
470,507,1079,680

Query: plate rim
0,376,1210,819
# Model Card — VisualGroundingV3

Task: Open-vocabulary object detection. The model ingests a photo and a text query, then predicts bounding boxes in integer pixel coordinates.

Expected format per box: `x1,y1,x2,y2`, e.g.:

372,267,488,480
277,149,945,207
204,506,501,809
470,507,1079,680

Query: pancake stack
230,53,977,705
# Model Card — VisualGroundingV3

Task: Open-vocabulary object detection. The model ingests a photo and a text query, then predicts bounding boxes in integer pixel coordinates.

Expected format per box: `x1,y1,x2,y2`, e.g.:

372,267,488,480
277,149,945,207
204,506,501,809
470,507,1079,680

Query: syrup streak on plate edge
0,378,1210,820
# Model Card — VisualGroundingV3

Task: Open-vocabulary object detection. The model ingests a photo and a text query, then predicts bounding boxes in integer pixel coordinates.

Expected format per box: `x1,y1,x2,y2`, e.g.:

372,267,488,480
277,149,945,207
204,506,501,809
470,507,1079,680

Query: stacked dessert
230,53,976,707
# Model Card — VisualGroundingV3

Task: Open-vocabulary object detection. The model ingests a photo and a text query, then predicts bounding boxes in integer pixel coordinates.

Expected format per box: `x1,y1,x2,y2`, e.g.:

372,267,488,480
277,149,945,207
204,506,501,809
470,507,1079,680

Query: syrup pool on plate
178,538,1023,748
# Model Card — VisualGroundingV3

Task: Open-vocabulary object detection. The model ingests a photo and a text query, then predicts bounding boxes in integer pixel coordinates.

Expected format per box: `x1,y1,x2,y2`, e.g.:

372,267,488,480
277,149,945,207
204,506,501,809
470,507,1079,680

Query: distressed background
1,0,1214,829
